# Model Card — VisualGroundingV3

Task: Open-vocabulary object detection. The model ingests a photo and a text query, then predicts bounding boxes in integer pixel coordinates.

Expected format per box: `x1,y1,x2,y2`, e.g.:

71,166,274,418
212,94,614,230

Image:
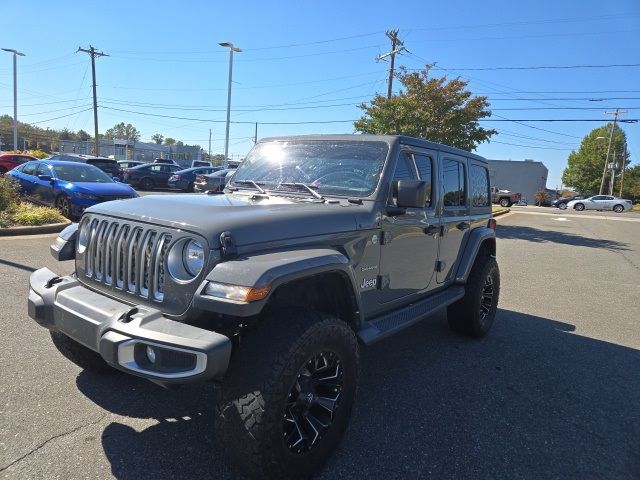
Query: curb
492,208,511,217
0,220,71,237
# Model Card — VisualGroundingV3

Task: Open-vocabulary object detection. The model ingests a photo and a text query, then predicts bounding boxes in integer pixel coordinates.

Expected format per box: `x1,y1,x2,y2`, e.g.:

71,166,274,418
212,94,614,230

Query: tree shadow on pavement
497,224,630,251
76,309,640,480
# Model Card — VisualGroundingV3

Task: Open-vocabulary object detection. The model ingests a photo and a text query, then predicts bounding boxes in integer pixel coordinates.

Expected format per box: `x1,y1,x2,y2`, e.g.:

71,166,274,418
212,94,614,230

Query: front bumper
28,267,231,384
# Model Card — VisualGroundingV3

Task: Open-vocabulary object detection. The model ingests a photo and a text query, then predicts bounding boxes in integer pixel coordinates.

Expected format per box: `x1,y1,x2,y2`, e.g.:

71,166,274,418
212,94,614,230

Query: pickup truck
491,186,521,207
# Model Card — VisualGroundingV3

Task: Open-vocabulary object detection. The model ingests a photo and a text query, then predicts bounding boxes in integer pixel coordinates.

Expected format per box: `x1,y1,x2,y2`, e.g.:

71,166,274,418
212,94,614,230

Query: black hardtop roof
257,134,488,163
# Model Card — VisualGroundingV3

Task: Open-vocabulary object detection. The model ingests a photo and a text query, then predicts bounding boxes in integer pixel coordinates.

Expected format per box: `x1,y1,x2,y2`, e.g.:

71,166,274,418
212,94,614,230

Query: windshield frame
230,140,390,199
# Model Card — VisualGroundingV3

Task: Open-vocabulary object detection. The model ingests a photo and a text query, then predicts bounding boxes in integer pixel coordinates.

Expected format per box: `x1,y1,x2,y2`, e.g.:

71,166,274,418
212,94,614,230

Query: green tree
164,137,176,146
77,129,91,141
620,164,640,201
151,133,164,145
354,65,496,151
104,122,140,142
562,124,628,195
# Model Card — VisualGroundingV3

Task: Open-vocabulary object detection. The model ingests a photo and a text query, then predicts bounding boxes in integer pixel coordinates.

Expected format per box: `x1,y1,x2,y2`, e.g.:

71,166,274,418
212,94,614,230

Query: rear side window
443,159,466,207
88,160,119,175
470,164,490,207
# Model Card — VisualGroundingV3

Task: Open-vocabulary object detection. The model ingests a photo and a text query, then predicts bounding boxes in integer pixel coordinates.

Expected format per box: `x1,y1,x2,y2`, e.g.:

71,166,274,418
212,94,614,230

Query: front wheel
558,202,568,210
574,203,585,211
215,308,359,479
613,204,624,213
55,195,71,219
499,198,511,208
448,255,500,338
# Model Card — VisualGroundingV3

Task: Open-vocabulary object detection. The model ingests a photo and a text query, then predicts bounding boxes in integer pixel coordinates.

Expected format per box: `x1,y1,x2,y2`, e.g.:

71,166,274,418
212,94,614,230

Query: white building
488,159,548,205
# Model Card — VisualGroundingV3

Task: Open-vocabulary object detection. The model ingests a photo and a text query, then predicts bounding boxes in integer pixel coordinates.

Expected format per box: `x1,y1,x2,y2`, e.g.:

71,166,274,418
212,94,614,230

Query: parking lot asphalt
1,210,639,479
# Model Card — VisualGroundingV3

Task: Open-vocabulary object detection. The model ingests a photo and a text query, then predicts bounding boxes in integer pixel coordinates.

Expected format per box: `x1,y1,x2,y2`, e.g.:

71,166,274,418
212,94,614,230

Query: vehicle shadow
497,224,630,251
77,309,640,479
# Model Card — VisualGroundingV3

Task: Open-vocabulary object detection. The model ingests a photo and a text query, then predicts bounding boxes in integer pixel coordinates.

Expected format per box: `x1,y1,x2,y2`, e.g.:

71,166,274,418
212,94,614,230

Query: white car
566,195,633,213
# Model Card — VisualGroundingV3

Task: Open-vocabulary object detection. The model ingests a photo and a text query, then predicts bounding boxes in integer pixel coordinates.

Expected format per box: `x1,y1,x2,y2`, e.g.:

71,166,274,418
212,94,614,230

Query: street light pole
219,41,241,169
2,48,26,152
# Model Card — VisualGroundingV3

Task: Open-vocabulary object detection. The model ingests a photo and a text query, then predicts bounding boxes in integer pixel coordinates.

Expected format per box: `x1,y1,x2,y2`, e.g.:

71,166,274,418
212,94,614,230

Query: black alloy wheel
283,351,344,455
56,195,71,218
140,178,154,190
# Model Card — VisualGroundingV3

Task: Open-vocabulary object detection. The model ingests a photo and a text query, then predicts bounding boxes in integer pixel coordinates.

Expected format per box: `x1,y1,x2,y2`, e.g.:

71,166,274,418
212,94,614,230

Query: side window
413,154,433,207
22,163,37,176
150,165,163,172
443,159,466,207
592,195,604,201
470,164,490,207
389,153,417,205
35,164,52,176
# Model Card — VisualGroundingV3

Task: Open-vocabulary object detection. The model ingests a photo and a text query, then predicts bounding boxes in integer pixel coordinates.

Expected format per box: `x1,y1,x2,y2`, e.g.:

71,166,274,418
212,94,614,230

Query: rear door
437,155,470,284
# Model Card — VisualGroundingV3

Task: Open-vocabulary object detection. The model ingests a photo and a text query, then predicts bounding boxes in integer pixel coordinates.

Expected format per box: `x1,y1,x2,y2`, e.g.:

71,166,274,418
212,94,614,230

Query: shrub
6,203,66,226
0,176,20,211
534,190,550,207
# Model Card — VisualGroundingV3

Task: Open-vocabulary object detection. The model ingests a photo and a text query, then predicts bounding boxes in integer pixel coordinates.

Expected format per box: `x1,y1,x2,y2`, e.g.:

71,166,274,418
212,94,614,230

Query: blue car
7,160,138,219
167,166,221,192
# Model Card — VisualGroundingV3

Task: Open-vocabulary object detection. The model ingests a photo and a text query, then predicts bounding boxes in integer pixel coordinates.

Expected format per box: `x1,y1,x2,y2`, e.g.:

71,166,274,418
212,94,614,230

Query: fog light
146,346,157,364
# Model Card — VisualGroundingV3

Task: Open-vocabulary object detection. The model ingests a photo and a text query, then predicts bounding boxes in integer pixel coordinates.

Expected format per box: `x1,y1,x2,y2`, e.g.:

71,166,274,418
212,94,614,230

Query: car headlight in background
183,240,204,276
75,192,98,201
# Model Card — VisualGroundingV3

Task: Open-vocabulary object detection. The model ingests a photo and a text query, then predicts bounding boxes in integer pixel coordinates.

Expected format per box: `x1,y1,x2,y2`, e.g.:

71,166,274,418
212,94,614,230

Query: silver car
566,195,633,213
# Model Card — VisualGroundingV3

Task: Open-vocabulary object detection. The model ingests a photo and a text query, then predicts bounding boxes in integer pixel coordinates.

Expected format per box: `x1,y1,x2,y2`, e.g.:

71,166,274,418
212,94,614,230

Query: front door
437,155,470,284
378,150,439,305
33,163,56,206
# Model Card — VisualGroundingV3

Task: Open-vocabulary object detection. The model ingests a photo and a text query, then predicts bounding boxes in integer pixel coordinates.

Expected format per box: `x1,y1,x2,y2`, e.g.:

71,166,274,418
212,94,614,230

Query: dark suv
28,135,499,480
122,162,182,190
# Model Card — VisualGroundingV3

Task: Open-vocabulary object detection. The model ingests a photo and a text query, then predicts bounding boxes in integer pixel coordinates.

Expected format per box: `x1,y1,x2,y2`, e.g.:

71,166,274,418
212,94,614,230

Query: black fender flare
454,227,496,284
193,248,362,322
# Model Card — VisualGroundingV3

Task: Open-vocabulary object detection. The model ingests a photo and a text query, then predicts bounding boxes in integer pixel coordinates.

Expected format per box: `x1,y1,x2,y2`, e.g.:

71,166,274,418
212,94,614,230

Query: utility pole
77,45,108,156
219,41,241,169
208,128,212,159
619,142,627,198
2,48,25,152
376,30,405,99
254,122,258,144
609,151,617,196
599,109,626,195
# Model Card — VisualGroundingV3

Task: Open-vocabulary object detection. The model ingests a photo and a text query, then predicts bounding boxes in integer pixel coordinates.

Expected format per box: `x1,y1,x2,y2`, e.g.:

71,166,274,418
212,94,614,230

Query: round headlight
183,240,205,277
77,219,91,254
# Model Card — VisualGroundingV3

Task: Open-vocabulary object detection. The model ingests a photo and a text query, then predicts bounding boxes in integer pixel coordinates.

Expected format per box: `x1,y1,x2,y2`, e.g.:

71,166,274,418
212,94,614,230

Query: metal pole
599,111,617,195
609,151,616,196
223,48,234,169
77,46,108,156
619,143,627,198
254,122,258,144
208,128,212,159
12,53,17,151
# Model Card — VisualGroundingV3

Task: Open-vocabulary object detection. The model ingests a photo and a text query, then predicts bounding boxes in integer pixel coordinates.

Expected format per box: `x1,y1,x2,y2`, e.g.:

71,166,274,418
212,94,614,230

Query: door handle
456,222,470,231
425,224,440,236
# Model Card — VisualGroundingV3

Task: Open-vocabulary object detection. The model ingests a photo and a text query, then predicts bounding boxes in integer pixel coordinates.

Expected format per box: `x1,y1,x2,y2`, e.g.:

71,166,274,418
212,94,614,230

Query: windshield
52,164,114,183
231,140,388,197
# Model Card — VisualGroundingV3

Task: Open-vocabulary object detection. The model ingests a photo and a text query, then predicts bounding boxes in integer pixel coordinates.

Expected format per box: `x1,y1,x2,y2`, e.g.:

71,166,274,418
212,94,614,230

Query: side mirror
113,176,120,182
37,174,53,182
396,180,429,208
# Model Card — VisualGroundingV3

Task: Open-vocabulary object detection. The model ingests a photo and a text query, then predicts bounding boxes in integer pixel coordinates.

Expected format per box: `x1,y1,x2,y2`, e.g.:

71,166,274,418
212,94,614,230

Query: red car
0,153,38,174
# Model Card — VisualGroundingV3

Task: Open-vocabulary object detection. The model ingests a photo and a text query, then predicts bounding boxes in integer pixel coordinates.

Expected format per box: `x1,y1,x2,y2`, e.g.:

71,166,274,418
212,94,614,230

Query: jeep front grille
83,218,172,302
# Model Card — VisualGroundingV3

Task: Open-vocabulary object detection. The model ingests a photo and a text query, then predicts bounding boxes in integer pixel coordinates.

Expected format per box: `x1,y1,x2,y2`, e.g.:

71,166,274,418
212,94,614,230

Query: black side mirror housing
37,174,53,182
396,180,428,208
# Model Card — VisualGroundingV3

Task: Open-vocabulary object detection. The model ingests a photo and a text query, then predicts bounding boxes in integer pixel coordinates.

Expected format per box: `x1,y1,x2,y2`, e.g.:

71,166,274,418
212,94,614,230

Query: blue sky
1,0,639,188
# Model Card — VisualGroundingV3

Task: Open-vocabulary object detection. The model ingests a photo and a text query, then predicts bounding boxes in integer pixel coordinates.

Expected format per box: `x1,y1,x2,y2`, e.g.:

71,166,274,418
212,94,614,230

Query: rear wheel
215,308,359,479
613,204,624,213
499,198,511,208
55,195,71,218
574,203,585,211
140,178,154,190
49,331,114,374
448,254,500,338
558,202,567,210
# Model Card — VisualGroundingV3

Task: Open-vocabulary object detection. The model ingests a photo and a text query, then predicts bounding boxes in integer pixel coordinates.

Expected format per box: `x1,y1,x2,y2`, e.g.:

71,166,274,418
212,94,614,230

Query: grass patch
6,203,67,226
633,204,640,212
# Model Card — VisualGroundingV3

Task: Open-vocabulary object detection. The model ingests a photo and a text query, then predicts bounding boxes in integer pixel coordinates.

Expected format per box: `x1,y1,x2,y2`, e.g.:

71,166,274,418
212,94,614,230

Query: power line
409,63,640,72
481,118,638,122
30,107,94,125
489,140,574,150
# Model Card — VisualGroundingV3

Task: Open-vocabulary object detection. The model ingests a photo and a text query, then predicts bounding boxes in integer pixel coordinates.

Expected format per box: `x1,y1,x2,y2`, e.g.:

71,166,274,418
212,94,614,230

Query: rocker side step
357,286,465,345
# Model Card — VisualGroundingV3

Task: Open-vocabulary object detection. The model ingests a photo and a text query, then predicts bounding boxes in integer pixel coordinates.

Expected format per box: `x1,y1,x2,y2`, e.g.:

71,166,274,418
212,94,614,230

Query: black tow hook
45,276,63,289
118,307,139,324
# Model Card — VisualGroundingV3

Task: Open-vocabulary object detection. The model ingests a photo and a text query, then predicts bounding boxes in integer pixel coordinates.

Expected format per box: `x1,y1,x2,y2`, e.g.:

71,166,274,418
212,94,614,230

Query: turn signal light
204,282,271,302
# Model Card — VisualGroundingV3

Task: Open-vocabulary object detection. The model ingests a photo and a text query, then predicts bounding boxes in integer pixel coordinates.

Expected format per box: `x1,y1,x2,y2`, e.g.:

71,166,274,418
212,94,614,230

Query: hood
66,181,136,196
86,193,373,248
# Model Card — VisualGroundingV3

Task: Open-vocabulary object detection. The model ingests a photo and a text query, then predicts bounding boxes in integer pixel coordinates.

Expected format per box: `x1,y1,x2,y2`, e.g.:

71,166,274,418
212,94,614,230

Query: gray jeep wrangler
28,135,499,479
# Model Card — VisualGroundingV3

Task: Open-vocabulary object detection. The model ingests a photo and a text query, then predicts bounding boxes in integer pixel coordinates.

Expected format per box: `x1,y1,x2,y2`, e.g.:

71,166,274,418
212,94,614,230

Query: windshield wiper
278,182,325,201
233,180,266,194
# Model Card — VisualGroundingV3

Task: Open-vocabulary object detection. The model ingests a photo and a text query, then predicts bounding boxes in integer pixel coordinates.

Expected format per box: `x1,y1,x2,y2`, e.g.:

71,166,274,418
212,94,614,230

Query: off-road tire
49,331,114,374
499,198,511,208
613,204,624,213
447,254,500,338
215,308,359,479
140,178,154,190
574,203,585,211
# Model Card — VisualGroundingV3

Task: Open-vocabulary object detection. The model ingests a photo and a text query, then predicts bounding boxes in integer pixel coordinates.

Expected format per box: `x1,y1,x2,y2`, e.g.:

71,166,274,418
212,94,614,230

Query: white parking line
510,210,640,223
